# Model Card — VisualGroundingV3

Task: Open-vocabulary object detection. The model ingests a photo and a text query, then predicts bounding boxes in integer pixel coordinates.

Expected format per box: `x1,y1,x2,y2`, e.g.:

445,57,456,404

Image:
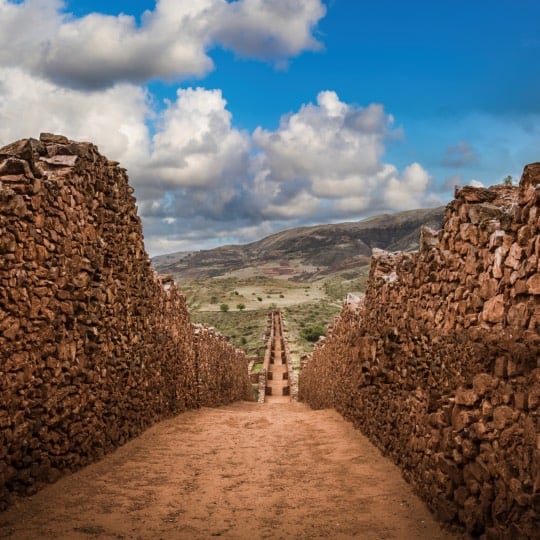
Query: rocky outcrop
300,164,540,538
0,134,252,509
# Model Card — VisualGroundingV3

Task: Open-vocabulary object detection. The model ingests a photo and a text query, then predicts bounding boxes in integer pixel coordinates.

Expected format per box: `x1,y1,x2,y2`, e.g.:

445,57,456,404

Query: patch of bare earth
0,402,459,539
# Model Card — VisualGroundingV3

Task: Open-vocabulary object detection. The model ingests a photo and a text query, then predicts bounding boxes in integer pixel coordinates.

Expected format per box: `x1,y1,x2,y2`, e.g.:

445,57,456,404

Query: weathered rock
300,164,540,538
455,387,480,406
0,134,252,509
527,274,540,295
39,133,70,144
472,373,497,396
482,295,505,324
457,186,498,203
492,406,515,429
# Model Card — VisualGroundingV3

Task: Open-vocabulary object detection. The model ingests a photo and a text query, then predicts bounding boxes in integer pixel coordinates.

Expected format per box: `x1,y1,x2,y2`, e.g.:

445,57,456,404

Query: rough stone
527,274,540,295
300,163,540,538
0,135,252,509
482,295,505,323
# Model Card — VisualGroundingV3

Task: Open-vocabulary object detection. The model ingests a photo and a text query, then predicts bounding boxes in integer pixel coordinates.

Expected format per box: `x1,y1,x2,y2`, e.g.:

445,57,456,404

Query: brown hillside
152,206,445,280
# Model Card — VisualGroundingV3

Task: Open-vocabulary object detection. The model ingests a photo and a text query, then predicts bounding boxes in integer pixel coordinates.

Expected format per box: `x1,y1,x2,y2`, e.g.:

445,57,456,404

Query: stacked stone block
193,324,252,407
300,164,540,538
0,134,251,509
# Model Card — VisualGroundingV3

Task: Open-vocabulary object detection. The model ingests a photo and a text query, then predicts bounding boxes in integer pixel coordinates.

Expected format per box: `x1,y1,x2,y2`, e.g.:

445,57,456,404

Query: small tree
237,303,246,311
220,303,229,312
503,175,513,186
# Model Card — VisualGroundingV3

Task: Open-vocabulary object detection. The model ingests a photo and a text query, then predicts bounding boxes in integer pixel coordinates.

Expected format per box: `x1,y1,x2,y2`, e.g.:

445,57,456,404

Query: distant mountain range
152,207,445,281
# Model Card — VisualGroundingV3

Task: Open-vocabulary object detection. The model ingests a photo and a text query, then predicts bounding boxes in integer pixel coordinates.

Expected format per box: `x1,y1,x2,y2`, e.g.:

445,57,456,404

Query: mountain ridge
152,206,446,281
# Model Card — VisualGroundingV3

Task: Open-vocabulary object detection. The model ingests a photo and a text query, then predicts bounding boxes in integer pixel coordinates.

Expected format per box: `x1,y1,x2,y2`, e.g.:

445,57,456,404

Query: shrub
301,325,326,342
220,303,229,312
237,303,246,311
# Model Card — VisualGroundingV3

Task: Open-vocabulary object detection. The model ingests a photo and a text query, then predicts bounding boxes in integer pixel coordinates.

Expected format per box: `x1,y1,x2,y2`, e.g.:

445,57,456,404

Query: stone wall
193,323,252,407
0,134,251,509
299,164,540,538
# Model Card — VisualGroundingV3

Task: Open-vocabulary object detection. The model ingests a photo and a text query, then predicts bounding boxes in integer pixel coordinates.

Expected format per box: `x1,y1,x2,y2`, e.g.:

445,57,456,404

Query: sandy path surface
0,401,458,540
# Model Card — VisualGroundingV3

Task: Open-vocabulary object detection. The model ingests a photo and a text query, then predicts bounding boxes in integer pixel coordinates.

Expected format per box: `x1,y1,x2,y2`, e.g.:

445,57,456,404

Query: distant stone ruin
300,164,540,538
0,134,252,509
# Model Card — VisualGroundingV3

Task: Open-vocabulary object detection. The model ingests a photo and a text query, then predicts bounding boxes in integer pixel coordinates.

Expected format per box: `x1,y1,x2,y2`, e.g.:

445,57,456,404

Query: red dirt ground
0,401,459,540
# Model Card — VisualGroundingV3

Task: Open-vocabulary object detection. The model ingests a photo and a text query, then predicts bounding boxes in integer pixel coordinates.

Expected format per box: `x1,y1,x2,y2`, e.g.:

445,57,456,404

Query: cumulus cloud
134,88,252,227
212,0,326,62
0,0,326,89
0,65,439,253
253,91,434,217
384,163,431,209
0,67,150,165
0,0,438,256
146,88,250,189
441,140,478,168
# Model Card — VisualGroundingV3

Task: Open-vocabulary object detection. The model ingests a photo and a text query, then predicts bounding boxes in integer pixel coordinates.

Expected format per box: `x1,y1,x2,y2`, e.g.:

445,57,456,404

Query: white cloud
0,0,64,71
147,88,250,189
384,162,432,209
0,67,440,253
212,0,325,61
0,67,150,165
0,0,326,89
43,2,216,88
253,91,435,217
253,92,389,194
468,179,485,187
0,0,440,256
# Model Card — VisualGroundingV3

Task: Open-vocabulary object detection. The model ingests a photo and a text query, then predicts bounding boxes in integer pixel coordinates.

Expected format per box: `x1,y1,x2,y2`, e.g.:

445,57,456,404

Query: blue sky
1,0,539,254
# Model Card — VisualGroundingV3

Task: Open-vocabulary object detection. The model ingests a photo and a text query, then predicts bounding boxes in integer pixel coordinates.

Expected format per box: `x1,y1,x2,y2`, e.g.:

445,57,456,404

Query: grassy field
182,273,368,361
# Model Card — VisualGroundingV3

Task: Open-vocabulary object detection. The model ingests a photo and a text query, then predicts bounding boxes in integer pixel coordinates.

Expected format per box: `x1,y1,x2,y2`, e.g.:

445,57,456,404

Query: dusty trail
0,401,457,540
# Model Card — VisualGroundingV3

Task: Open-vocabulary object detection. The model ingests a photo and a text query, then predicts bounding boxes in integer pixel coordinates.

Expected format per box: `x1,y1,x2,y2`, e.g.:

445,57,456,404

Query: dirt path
0,401,458,540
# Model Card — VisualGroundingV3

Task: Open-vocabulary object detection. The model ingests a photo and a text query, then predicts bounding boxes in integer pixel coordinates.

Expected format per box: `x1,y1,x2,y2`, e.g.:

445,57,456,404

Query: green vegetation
323,275,368,302
180,274,368,361
283,299,342,352
251,361,264,374
301,325,326,342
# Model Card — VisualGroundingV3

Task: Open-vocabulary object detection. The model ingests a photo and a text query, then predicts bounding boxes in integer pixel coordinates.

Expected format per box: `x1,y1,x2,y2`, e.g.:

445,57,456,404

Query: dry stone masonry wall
0,134,251,509
300,164,540,539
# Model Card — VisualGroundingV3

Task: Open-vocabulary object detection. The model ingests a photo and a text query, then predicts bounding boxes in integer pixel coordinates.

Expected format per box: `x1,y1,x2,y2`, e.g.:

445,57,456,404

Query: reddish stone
482,294,505,323
492,406,515,429
527,273,540,295
455,387,479,406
